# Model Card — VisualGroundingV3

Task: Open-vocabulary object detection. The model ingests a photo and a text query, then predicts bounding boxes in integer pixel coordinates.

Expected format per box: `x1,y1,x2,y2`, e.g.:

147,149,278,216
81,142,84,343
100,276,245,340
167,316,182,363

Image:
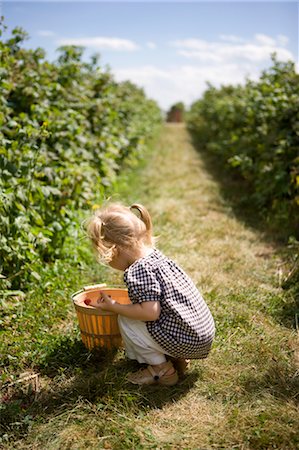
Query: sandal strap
159,361,174,376
147,361,175,381
147,365,160,381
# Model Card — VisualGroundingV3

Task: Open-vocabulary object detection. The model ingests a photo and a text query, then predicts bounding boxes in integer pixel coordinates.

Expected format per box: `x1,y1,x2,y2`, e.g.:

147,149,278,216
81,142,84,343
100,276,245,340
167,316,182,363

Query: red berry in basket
84,298,91,306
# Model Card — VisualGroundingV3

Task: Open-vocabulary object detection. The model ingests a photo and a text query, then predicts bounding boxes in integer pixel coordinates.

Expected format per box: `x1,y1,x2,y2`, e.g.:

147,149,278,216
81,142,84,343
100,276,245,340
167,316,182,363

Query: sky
1,1,298,111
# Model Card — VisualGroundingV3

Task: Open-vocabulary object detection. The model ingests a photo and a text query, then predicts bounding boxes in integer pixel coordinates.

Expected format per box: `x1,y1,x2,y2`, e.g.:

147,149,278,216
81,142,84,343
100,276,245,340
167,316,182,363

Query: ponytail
130,203,153,245
84,202,155,263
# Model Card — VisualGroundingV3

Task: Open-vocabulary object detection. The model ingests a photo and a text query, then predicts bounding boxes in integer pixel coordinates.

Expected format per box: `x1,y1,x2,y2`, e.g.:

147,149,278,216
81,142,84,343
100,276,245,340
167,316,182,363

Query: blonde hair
84,202,154,263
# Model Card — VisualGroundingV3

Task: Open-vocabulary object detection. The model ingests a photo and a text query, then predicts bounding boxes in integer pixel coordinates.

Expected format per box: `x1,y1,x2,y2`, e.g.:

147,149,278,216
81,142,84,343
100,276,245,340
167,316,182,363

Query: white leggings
118,316,168,365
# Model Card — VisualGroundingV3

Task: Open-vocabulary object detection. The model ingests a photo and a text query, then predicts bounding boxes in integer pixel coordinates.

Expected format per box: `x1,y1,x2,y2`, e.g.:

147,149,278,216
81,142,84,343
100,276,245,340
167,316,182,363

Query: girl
85,202,215,386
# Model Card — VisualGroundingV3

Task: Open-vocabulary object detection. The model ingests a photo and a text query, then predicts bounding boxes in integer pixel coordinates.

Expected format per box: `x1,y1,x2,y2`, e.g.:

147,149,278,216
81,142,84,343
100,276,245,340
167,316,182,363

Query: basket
71,284,131,350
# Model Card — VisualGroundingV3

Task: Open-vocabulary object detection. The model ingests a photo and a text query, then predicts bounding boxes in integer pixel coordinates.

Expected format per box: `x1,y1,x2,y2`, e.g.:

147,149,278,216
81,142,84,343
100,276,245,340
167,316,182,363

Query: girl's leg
167,356,190,377
118,316,178,385
118,315,166,365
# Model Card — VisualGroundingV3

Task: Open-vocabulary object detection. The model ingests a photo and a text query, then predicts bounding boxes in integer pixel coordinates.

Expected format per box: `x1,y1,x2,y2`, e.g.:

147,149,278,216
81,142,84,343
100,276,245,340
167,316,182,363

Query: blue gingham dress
123,248,215,359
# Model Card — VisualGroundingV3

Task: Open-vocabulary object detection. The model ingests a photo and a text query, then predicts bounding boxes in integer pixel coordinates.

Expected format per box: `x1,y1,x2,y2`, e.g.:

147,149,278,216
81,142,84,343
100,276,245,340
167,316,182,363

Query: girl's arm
91,291,161,321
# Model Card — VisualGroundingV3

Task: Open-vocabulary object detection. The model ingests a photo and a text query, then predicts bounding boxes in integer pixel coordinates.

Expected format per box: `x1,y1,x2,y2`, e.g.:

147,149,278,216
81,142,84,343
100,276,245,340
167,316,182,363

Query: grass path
6,124,299,449
115,123,299,449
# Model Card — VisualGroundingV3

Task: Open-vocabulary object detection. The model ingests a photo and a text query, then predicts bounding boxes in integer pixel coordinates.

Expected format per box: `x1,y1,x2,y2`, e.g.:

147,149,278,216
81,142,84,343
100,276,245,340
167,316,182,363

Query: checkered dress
123,248,215,359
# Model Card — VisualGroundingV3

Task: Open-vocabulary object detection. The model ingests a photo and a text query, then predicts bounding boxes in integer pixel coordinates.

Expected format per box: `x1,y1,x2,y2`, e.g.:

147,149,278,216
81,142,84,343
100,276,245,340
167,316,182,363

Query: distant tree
166,102,185,122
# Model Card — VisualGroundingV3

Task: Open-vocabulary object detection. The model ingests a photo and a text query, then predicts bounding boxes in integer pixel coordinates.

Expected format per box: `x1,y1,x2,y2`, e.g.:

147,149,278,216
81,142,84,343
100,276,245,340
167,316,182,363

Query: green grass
1,124,299,449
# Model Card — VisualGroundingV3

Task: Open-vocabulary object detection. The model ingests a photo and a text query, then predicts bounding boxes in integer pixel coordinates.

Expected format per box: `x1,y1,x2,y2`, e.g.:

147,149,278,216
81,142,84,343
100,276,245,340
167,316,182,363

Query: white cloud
56,37,139,51
178,50,222,63
37,30,56,37
277,34,289,46
171,34,294,64
171,38,209,51
113,62,262,111
113,28,296,111
219,34,246,44
255,33,276,46
146,42,157,50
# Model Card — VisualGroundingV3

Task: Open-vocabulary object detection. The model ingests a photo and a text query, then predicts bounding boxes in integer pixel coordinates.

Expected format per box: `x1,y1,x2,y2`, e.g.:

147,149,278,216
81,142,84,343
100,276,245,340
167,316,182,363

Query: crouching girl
85,202,215,386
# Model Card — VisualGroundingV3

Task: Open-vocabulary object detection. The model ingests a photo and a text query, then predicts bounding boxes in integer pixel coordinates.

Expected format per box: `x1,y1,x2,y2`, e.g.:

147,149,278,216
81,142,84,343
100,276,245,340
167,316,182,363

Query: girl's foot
168,357,190,377
127,361,178,386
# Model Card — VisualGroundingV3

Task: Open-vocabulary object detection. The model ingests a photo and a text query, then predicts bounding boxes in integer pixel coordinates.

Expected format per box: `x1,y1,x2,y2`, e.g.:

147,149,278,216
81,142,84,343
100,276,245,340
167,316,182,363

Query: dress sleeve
124,263,162,304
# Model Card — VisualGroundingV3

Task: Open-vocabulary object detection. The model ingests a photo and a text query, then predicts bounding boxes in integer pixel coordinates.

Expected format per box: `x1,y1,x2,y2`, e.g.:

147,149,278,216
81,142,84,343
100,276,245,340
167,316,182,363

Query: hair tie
100,221,106,239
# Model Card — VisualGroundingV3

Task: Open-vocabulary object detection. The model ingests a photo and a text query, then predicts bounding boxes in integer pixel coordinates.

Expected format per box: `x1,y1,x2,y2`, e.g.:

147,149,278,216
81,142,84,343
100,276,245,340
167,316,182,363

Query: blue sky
2,1,298,110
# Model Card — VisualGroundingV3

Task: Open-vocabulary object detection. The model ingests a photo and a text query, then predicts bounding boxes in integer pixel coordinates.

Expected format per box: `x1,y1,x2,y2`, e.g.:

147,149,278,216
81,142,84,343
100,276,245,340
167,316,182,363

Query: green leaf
31,271,41,281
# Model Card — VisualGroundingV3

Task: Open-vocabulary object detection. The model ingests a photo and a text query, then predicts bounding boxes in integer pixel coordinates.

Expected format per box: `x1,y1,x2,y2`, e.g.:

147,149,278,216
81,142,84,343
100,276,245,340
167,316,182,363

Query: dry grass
122,123,299,449
2,124,298,449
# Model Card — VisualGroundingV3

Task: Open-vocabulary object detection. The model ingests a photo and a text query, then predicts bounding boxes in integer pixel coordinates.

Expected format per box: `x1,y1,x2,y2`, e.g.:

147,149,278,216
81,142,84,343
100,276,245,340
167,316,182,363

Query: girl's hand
93,291,116,312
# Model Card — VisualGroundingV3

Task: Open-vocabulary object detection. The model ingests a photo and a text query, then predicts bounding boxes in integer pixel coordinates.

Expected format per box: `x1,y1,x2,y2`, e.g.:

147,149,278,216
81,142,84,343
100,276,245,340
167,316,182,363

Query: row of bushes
187,56,299,237
0,23,162,289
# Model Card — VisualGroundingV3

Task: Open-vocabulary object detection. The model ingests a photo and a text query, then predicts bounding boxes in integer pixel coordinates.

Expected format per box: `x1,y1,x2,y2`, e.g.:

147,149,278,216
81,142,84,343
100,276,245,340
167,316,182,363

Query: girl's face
108,247,131,271
107,244,152,271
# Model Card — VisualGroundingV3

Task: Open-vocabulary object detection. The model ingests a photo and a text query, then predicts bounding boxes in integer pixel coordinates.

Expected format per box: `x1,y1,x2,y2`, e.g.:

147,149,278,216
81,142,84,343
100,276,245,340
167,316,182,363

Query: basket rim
73,302,117,316
71,285,128,299
71,286,129,315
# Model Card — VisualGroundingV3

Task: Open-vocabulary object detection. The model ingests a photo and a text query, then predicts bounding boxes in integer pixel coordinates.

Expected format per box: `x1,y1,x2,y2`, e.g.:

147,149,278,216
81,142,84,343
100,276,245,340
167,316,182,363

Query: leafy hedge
187,56,299,236
0,23,162,288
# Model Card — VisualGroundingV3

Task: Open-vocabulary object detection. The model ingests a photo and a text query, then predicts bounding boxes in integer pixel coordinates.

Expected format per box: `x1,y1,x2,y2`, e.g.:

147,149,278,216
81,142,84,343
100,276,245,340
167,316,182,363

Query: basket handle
83,283,107,291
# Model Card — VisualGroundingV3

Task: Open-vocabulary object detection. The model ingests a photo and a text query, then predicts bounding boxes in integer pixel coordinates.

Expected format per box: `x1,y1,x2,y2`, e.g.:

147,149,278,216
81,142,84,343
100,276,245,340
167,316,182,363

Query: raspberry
84,298,91,305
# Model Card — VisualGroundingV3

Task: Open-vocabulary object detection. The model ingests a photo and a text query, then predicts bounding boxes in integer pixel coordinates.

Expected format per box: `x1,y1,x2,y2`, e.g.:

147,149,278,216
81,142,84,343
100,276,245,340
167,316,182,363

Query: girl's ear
111,244,119,258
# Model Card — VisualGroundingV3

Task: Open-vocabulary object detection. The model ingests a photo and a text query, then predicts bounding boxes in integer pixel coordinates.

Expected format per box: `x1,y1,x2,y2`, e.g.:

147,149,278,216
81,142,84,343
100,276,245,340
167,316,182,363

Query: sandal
127,361,178,386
